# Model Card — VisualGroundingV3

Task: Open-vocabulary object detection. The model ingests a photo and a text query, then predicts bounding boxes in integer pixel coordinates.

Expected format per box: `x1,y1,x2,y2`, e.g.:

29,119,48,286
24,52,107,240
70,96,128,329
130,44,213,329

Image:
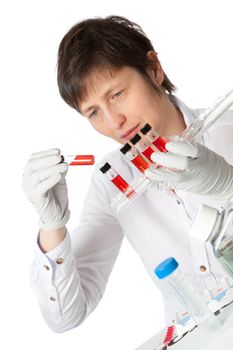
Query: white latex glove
145,140,233,203
22,148,70,230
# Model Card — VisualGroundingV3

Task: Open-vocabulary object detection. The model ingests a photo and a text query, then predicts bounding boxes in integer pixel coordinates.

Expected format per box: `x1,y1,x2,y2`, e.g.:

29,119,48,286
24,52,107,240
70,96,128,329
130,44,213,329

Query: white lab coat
30,96,233,332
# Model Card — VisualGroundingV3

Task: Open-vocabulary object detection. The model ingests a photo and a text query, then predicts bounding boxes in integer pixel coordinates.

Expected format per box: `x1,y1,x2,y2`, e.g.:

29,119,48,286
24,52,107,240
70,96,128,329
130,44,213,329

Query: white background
1,0,233,349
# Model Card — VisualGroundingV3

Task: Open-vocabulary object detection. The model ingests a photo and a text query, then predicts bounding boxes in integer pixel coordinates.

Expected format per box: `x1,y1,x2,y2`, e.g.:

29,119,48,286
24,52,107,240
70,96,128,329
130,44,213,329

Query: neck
162,95,186,137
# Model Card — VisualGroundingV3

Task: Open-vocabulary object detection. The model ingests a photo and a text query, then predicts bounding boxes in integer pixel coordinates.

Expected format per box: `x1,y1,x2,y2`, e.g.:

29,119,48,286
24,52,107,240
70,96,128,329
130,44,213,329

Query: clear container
99,162,135,198
154,257,220,329
120,143,150,174
130,133,156,163
180,88,233,142
211,198,233,279
189,199,233,282
217,240,233,278
140,123,168,152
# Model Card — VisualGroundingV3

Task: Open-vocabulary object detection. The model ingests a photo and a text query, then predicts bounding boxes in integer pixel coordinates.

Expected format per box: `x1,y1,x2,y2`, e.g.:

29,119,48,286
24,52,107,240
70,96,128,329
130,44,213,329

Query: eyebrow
81,85,121,115
82,105,97,115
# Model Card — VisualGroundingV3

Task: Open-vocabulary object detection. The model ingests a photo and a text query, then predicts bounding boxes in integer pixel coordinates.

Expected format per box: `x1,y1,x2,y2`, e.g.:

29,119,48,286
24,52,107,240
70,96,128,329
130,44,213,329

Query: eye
112,90,124,99
88,109,98,119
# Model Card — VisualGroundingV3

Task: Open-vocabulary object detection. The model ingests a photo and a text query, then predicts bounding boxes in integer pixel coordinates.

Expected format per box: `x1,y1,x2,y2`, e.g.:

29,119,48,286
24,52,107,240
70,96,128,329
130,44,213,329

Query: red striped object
163,325,175,345
63,155,95,166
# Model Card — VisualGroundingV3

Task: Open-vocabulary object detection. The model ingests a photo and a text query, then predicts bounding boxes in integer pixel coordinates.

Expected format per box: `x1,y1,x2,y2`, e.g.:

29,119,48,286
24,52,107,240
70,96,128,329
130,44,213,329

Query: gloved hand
145,140,233,203
22,148,70,230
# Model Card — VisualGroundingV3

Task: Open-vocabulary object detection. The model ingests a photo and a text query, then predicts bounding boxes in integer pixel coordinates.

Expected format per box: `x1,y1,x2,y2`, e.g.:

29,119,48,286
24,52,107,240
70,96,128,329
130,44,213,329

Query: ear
146,51,165,86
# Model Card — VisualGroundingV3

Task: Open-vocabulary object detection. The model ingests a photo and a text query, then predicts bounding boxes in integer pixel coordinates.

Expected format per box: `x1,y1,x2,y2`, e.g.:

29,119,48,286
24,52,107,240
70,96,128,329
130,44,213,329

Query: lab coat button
176,200,181,204
50,297,56,301
43,265,49,270
200,265,207,272
56,258,64,265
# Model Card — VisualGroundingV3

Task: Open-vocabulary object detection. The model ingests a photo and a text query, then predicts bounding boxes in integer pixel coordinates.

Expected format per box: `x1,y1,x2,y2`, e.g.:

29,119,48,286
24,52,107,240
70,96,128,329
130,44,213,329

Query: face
79,66,183,144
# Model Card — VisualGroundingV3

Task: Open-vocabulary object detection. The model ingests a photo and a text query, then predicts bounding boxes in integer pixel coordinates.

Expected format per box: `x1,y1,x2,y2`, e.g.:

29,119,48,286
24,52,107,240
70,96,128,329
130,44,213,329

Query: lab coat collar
169,94,197,128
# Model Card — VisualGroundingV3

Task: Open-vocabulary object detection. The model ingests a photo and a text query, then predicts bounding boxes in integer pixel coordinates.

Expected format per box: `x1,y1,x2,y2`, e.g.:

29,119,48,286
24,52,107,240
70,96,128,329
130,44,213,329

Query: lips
121,123,140,141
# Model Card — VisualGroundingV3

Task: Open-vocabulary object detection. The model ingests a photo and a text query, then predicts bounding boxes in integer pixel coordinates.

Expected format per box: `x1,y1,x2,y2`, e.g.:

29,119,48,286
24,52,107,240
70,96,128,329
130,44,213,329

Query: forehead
85,67,118,96
78,66,137,111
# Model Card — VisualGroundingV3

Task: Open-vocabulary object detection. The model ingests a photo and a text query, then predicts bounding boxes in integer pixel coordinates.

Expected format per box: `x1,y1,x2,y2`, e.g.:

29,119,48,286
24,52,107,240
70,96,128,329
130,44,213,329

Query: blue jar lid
154,257,179,279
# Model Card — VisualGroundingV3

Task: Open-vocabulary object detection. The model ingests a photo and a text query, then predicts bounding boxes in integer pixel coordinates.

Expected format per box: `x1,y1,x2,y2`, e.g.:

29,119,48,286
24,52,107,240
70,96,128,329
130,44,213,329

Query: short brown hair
57,15,176,111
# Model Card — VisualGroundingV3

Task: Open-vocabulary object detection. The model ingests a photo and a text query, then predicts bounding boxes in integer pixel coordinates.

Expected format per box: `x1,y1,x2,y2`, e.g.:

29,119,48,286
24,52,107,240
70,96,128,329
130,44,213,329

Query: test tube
62,154,95,166
99,162,135,198
140,123,168,152
130,133,155,163
120,143,150,174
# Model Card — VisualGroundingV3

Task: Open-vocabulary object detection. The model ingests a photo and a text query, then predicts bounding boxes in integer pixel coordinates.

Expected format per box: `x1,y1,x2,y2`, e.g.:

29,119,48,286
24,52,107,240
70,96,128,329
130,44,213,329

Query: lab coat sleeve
29,167,124,333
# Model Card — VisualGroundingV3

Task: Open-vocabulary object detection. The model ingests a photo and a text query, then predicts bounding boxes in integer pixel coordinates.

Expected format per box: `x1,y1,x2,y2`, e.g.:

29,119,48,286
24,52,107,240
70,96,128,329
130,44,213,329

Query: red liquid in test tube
131,155,149,172
62,154,95,165
140,123,168,152
142,146,155,161
111,175,129,191
99,162,135,198
153,137,168,152
130,133,155,163
120,143,150,173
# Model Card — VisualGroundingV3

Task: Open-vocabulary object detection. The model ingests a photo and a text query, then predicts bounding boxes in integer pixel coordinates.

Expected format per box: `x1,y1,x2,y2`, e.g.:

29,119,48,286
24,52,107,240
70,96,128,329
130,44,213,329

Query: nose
104,106,126,130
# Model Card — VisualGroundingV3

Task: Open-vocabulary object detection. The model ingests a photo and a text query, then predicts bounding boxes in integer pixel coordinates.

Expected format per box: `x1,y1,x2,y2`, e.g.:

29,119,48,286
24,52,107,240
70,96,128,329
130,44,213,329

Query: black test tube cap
99,162,111,174
140,123,152,135
120,143,132,154
130,133,141,145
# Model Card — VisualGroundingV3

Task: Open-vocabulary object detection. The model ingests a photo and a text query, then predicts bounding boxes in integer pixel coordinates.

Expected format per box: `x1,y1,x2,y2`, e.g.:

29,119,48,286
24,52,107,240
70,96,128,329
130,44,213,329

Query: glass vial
99,162,135,198
140,123,168,152
216,237,233,279
130,133,155,162
120,143,150,173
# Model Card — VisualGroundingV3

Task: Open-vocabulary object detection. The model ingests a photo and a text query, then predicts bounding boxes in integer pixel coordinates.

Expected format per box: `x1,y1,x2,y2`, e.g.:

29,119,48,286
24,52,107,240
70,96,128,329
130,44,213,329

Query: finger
144,168,165,181
145,167,179,182
165,141,199,158
24,154,63,176
30,148,61,160
30,163,68,187
151,152,188,170
35,173,62,196
166,135,180,142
